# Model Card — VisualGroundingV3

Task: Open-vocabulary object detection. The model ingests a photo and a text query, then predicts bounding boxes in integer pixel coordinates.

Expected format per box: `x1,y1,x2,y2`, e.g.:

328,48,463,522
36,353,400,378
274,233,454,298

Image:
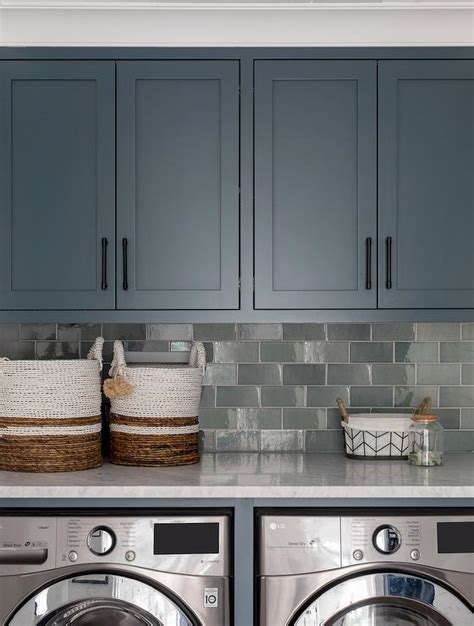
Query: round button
353,549,364,561
68,550,78,562
87,526,116,556
373,525,401,554
125,550,136,562
410,549,420,561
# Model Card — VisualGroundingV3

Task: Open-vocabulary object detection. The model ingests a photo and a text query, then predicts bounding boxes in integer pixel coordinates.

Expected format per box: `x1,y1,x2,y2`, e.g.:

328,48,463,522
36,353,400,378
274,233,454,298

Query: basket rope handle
86,336,105,372
109,340,127,379
189,342,206,374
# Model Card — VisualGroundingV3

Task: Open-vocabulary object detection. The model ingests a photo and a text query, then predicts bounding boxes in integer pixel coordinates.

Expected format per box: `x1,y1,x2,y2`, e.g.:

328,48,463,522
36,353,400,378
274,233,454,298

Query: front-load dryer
258,511,473,626
0,514,230,625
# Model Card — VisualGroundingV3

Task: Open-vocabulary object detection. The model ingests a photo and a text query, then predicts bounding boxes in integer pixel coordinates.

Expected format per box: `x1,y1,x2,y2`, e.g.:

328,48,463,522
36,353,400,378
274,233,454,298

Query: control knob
87,526,116,556
372,525,401,554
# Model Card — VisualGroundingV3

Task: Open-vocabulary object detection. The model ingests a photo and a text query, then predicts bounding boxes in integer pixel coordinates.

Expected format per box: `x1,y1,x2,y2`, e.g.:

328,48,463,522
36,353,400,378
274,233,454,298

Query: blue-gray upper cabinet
378,60,474,309
116,61,240,310
0,62,115,310
254,61,377,310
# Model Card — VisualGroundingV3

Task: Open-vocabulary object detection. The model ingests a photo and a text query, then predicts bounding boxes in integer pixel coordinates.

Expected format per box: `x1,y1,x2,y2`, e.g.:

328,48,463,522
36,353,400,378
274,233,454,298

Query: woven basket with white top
0,337,104,472
105,340,206,467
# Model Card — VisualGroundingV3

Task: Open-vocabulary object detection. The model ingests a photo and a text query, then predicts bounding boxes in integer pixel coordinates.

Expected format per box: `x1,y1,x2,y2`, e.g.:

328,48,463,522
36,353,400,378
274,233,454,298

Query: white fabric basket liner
343,414,413,432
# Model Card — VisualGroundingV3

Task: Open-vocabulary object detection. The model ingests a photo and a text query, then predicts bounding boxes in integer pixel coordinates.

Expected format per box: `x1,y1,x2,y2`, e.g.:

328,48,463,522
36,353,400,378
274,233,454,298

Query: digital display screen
154,522,219,555
437,522,474,554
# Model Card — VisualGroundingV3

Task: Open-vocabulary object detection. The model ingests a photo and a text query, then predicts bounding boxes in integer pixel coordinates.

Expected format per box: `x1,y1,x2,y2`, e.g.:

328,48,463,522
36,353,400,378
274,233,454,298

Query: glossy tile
261,430,303,452
417,364,460,385
327,364,370,385
236,408,282,430
194,323,236,341
282,323,325,340
238,364,281,385
214,342,259,363
372,323,415,341
238,323,282,340
307,386,349,407
351,342,393,363
283,408,326,429
261,386,305,407
282,364,325,385
216,386,260,407
260,341,304,362
304,341,348,363
372,364,415,385
395,342,438,363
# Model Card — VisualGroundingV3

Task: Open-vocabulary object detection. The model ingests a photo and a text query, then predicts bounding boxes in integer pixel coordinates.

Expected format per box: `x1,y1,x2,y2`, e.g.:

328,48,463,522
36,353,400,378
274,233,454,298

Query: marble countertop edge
0,453,472,500
0,485,473,499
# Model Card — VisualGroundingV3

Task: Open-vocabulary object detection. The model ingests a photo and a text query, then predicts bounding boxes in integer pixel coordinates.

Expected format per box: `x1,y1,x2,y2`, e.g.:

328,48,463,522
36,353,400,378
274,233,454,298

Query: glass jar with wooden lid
408,397,444,467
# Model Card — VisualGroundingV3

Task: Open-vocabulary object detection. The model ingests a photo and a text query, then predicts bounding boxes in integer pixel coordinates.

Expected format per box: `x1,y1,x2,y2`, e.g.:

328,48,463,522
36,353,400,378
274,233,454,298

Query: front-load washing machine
0,513,231,625
258,511,473,626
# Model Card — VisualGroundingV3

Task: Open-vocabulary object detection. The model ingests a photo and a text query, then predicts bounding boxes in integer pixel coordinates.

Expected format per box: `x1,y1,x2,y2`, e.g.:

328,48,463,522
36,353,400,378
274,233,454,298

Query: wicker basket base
0,433,102,473
0,416,102,473
110,414,200,467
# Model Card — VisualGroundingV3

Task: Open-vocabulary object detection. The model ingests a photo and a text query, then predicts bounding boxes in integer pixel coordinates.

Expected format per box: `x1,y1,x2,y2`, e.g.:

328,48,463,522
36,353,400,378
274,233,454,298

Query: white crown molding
1,0,474,8
1,2,472,45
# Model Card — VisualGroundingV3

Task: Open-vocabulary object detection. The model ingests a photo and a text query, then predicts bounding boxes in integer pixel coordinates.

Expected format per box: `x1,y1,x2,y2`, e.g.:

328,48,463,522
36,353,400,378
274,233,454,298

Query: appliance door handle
365,237,372,290
122,238,129,291
101,237,108,291
0,548,48,565
385,236,393,290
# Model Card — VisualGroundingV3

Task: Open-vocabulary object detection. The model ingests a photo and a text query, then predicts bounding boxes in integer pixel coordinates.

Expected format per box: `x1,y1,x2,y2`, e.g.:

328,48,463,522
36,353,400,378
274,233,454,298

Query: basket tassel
104,340,135,398
103,376,134,399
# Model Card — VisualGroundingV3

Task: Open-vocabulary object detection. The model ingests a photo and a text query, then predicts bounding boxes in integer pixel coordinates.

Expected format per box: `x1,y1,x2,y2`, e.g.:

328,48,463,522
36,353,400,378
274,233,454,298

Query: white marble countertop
0,453,472,499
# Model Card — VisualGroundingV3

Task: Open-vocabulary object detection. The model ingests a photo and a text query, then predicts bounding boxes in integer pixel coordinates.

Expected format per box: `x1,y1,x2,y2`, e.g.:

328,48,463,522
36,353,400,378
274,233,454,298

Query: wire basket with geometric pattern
336,398,413,460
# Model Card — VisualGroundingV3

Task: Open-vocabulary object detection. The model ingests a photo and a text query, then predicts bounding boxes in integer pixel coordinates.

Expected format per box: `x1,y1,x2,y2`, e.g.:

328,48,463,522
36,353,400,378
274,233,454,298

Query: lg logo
204,587,219,608
269,522,285,530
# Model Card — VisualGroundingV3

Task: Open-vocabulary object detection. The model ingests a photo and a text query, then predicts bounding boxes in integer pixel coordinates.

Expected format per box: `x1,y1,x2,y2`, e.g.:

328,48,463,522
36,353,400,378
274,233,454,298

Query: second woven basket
105,341,206,467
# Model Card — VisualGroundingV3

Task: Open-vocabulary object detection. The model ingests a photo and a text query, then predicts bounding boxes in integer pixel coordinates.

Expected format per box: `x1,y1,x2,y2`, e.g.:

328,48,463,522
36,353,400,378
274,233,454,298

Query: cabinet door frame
116,60,240,310
378,60,474,309
254,60,377,310
0,61,116,310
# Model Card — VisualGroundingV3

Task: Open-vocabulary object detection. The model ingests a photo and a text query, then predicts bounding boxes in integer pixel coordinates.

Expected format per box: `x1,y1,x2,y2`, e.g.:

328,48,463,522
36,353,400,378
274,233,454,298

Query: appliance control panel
0,517,57,575
260,514,474,576
0,516,229,577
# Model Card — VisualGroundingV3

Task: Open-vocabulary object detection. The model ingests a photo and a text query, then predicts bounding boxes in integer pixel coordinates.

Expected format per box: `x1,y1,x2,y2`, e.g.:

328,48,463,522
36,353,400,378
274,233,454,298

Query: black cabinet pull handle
101,237,108,291
385,236,393,289
122,238,129,291
365,237,372,290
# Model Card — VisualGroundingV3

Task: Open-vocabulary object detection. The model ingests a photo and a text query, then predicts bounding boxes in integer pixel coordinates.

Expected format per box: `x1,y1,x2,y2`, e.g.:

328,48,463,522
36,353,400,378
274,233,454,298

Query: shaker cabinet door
0,61,115,310
378,60,474,309
116,61,240,310
254,60,377,309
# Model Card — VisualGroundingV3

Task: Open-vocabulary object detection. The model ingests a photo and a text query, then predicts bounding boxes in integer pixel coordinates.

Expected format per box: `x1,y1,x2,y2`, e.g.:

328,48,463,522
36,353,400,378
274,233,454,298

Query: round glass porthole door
292,573,472,626
38,598,161,626
8,574,197,626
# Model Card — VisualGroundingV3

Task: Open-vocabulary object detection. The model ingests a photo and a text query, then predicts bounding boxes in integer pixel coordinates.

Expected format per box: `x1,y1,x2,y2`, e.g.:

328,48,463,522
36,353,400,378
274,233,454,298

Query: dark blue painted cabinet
0,62,115,310
378,60,474,309
0,54,472,316
116,61,240,310
254,61,377,309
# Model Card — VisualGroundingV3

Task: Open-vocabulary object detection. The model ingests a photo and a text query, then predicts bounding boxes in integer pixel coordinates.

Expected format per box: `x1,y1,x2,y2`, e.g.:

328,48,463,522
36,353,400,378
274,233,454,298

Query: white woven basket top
0,338,104,419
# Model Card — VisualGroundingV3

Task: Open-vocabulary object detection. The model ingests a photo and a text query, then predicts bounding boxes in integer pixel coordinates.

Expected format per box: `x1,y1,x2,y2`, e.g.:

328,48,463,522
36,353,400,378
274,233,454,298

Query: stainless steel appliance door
292,573,472,626
7,573,197,626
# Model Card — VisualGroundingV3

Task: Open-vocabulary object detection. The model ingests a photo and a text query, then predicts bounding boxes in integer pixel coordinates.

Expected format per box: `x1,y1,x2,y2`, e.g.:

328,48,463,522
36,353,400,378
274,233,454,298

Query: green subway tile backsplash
0,322,472,452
